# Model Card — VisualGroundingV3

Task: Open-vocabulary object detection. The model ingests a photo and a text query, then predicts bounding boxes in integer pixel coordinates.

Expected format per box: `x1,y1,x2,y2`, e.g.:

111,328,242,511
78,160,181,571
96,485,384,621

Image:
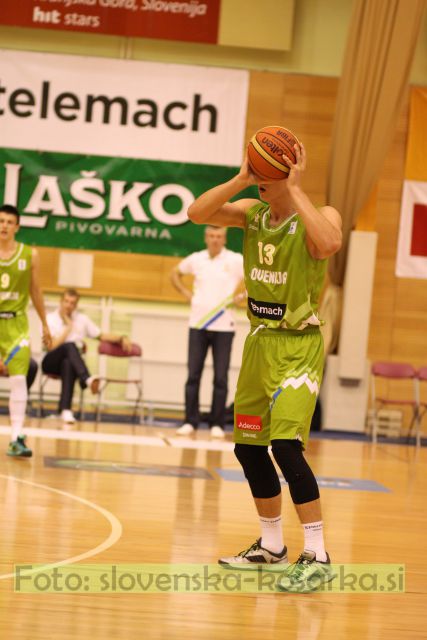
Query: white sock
260,515,284,553
303,520,327,562
9,375,28,441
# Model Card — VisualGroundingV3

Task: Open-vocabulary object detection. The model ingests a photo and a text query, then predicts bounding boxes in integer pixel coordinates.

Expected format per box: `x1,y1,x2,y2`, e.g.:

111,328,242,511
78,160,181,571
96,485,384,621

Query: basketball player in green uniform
187,137,342,592
0,204,51,457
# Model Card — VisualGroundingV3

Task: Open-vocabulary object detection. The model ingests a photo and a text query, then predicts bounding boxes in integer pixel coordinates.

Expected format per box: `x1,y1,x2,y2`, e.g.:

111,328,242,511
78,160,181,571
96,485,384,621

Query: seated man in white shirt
42,288,131,424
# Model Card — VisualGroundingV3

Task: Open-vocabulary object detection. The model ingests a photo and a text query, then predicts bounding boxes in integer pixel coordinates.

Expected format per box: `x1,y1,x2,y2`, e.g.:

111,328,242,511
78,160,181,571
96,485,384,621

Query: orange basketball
247,125,299,181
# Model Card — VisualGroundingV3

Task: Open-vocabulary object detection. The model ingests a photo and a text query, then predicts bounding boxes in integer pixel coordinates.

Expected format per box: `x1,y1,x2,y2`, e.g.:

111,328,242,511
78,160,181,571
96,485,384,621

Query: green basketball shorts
234,327,324,449
0,314,31,376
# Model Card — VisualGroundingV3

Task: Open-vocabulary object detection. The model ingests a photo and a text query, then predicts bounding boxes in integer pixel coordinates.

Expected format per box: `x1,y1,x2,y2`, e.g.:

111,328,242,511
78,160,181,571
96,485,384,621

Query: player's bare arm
284,143,342,260
187,158,259,228
29,248,52,349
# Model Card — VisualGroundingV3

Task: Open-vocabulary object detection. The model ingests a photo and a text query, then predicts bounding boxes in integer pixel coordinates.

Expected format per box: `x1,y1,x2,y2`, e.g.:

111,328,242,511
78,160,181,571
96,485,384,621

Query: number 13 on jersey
257,242,276,266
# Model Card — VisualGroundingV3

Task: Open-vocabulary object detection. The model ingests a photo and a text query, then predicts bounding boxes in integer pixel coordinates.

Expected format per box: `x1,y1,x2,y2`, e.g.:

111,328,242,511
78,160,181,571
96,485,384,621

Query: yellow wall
0,0,351,76
411,7,427,85
218,0,295,50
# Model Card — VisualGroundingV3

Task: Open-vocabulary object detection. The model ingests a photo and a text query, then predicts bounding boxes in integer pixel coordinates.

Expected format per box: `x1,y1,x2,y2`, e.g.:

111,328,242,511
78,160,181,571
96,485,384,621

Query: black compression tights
234,440,320,504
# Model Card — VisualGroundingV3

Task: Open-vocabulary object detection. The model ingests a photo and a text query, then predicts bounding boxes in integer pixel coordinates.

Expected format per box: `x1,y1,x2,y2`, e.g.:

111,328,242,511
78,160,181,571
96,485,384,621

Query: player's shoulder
238,198,262,215
243,200,268,228
223,197,257,212
245,200,266,217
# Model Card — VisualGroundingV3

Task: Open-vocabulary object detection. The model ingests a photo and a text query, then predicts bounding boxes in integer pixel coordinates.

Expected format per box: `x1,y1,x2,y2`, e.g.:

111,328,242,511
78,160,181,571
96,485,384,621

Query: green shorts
234,327,324,449
0,314,30,376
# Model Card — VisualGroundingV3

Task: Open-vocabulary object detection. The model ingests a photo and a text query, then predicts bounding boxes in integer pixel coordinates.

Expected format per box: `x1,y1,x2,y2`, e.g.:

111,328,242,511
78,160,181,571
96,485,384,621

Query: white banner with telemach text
0,50,251,256
0,50,248,165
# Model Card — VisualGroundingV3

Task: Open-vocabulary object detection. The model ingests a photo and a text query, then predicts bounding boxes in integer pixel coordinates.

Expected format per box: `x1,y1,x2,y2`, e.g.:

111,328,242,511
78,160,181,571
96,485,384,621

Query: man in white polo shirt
171,226,244,438
42,288,131,424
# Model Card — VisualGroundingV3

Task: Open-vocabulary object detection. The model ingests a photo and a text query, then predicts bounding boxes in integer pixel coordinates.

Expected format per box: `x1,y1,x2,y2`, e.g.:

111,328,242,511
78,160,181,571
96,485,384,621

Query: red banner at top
0,0,220,44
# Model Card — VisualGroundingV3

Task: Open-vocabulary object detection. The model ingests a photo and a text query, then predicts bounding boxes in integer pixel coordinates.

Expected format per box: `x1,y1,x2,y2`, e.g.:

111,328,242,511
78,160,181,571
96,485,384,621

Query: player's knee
271,439,319,504
235,442,265,466
234,444,281,499
9,374,28,398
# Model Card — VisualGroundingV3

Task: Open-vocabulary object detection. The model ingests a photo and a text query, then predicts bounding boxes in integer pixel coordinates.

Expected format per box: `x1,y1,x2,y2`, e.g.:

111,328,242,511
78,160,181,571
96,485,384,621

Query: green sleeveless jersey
0,243,32,314
243,203,327,330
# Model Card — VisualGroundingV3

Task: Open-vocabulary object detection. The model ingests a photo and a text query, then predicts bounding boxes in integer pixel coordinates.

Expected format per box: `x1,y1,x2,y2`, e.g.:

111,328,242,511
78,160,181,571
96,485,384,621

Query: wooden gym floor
0,415,426,640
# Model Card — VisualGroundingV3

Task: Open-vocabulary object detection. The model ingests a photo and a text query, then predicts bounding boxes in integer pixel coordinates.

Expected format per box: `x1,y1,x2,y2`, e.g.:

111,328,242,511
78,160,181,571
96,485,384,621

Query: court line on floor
0,473,123,581
165,436,234,452
0,425,167,447
0,425,234,451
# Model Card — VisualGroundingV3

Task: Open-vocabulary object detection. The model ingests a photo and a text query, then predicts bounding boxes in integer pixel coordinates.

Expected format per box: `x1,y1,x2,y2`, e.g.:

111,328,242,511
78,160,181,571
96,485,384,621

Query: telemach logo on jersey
236,414,263,431
248,298,286,320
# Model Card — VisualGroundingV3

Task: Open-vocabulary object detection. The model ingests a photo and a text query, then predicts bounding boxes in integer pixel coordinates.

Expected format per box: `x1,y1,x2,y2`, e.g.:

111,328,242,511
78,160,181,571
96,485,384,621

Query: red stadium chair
416,366,427,445
370,361,419,445
95,340,143,424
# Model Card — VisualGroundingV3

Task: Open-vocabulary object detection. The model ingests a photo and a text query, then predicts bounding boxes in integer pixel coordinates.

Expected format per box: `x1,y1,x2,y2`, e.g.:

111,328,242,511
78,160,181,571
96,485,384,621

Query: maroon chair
370,361,419,445
416,366,427,444
96,340,143,424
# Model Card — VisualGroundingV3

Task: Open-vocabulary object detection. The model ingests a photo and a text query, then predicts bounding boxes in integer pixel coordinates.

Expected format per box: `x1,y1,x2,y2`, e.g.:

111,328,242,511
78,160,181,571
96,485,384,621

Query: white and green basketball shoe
219,538,288,571
276,550,335,593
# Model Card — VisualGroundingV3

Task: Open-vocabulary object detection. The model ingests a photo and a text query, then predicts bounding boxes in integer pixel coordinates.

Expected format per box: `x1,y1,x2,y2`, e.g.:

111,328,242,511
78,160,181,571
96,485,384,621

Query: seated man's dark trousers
42,343,91,412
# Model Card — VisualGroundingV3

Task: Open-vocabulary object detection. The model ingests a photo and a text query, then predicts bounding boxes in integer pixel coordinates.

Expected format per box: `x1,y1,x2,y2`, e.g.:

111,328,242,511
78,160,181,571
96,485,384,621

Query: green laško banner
1,148,255,256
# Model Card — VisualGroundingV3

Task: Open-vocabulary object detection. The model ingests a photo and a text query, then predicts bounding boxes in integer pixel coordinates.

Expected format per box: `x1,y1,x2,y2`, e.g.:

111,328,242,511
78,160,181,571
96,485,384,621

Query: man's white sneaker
60,410,76,424
210,426,225,439
219,538,288,571
175,423,195,436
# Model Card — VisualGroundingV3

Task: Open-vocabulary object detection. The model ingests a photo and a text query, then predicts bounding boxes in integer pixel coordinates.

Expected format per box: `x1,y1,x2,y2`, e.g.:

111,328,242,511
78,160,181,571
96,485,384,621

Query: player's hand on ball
282,142,306,189
238,156,259,186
